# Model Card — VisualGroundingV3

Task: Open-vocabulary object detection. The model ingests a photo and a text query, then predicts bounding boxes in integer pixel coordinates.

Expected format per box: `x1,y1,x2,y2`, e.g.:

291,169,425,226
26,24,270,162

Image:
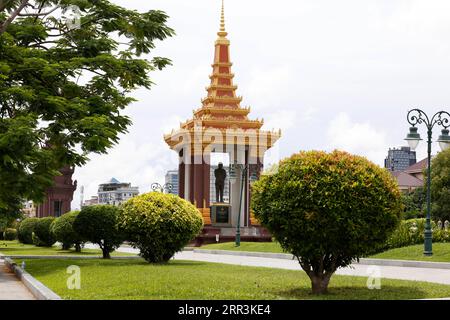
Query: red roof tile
404,158,428,174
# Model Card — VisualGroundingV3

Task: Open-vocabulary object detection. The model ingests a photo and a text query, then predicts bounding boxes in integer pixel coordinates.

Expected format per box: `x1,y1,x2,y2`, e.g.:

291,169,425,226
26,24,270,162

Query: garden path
0,259,35,300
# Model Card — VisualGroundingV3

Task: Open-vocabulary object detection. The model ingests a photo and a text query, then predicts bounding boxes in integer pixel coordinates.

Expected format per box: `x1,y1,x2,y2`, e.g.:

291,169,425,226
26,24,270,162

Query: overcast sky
72,0,450,208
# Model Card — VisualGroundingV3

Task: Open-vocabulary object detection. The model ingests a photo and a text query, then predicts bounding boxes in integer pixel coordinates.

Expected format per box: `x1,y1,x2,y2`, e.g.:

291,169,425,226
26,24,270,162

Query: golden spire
217,0,228,38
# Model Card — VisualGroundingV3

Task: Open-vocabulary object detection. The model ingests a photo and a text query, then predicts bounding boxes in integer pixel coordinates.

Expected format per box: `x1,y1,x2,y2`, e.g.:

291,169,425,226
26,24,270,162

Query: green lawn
201,242,450,263
370,243,450,262
21,258,450,300
0,241,135,257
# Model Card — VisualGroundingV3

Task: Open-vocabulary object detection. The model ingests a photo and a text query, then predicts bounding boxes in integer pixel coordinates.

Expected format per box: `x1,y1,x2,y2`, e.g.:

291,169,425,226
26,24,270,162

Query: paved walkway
0,260,35,300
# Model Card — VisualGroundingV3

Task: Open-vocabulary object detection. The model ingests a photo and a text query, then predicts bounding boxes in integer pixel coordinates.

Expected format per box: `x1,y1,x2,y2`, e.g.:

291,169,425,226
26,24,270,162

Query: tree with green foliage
119,192,203,263
401,187,425,219
73,204,123,258
251,150,403,294
0,0,174,219
431,149,450,221
50,210,83,250
33,216,56,246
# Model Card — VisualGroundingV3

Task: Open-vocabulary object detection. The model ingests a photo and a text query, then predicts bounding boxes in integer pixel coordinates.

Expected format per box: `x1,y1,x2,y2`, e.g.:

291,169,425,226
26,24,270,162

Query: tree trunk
75,243,81,253
62,243,71,250
310,274,332,295
102,248,111,259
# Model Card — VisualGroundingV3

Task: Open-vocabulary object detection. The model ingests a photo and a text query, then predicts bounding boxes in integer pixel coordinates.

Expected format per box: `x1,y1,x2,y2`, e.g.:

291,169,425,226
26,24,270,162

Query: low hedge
18,218,39,244
33,217,56,247
3,228,17,240
51,211,84,251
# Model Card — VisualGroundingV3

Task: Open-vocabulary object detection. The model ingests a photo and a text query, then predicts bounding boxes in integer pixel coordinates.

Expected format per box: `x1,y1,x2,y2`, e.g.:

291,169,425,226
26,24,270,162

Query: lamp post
151,182,174,194
405,109,450,256
229,162,258,247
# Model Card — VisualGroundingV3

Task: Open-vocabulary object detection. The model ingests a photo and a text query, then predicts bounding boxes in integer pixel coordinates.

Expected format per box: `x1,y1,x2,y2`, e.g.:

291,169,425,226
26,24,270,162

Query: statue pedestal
210,203,232,227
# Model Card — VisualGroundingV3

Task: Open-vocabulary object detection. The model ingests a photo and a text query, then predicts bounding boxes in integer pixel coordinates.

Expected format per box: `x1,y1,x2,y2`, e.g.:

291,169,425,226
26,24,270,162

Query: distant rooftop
392,171,423,188
104,177,120,184
404,158,428,174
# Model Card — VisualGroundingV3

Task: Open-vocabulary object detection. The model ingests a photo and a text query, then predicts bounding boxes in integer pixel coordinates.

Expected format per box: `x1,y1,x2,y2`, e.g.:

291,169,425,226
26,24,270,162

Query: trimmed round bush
33,217,56,247
18,217,39,244
73,205,124,259
251,150,403,294
119,192,203,263
50,211,84,251
3,228,17,240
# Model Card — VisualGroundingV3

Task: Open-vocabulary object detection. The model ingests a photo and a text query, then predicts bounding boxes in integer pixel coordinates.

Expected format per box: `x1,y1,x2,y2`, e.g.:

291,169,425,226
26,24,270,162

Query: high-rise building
97,178,139,206
165,170,179,195
384,147,417,172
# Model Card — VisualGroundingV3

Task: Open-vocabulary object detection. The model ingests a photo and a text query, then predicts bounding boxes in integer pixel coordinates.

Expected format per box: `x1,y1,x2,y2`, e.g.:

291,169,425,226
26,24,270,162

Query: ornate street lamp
229,161,258,247
151,182,174,194
405,109,450,256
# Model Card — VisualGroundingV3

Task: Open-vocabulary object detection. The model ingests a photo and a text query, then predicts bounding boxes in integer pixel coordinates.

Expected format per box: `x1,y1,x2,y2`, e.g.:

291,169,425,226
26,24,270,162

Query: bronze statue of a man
214,162,227,203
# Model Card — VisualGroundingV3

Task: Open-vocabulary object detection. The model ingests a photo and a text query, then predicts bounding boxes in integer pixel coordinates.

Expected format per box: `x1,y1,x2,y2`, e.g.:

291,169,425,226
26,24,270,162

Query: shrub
33,217,56,247
3,228,17,240
251,150,403,294
401,187,425,220
376,218,450,252
430,148,450,221
50,211,84,251
73,205,124,258
18,217,39,244
119,192,203,263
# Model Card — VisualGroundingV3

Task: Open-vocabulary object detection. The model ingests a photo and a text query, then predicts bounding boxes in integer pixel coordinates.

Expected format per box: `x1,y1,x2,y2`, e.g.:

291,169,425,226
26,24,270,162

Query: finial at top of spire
220,0,225,32
217,0,228,38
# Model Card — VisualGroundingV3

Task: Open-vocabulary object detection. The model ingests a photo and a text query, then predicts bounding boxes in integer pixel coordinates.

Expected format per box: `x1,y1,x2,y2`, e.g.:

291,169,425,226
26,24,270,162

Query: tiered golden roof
164,0,281,149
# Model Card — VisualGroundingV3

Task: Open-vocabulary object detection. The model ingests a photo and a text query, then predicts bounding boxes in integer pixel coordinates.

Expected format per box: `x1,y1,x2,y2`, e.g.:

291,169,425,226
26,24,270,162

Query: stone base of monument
210,203,232,227
191,225,272,247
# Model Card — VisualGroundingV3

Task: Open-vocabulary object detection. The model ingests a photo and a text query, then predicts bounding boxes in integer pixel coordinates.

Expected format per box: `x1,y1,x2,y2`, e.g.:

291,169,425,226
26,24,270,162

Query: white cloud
327,113,388,166
262,109,297,132
246,66,293,111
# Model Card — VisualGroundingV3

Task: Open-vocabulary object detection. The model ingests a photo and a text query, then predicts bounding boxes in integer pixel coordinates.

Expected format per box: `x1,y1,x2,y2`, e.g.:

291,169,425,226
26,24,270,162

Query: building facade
384,146,417,172
21,201,36,218
165,170,179,195
36,166,77,217
82,196,99,207
98,178,139,206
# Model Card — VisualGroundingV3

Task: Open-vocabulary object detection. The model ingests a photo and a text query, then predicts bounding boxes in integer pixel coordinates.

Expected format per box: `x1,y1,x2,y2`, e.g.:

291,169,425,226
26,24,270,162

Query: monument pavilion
164,2,281,243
